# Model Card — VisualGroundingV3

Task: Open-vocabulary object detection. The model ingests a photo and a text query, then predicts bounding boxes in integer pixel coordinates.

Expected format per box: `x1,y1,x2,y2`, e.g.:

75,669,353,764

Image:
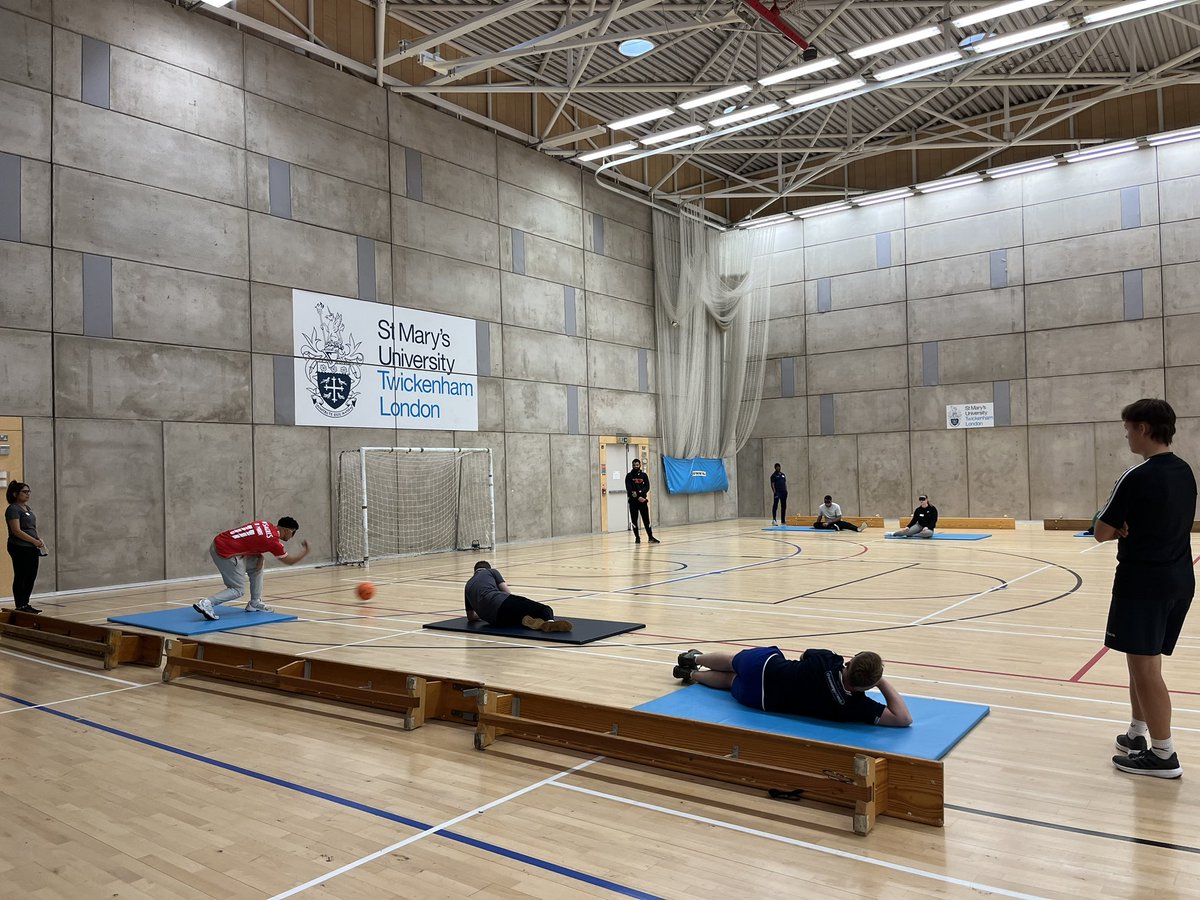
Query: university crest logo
948,405,961,427
300,303,365,419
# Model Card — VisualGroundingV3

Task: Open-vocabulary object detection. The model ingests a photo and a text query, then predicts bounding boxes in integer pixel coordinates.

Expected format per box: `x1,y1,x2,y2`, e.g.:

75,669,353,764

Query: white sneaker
771,518,777,526
245,598,274,613
192,598,219,621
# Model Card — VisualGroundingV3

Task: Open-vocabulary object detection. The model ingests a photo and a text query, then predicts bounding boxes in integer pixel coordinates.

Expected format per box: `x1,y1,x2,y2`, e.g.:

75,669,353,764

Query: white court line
297,629,423,656
979,701,1200,732
269,756,600,899
909,564,1055,625
888,675,1200,717
548,781,1045,900
0,648,141,685
0,681,157,716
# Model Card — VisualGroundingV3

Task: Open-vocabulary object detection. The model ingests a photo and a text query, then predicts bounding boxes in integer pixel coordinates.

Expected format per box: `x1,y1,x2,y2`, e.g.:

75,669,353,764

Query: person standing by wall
770,463,788,526
5,481,44,614
626,457,660,544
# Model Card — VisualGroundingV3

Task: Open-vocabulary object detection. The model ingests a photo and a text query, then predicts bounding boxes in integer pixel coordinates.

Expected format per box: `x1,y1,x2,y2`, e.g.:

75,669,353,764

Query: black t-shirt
762,649,885,724
626,469,650,503
908,504,938,529
771,471,788,495
1098,452,1197,600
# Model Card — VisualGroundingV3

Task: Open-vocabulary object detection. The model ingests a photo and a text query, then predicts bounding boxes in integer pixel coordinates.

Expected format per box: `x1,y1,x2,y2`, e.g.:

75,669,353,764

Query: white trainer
192,598,219,621
245,598,274,613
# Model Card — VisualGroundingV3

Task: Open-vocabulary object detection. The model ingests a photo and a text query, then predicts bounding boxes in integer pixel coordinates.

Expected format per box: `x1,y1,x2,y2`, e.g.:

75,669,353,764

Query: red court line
1070,646,1110,682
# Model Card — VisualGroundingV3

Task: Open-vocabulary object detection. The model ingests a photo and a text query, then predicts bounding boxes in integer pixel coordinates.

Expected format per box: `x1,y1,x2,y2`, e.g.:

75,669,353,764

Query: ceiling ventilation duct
737,0,820,59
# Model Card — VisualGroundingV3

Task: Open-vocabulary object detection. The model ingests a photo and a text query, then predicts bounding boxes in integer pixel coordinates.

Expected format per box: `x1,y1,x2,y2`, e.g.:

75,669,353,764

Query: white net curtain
652,208,774,460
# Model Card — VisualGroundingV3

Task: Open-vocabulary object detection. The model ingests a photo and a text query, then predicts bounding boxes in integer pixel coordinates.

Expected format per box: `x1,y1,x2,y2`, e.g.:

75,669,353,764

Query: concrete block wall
740,148,1200,520
0,0,699,592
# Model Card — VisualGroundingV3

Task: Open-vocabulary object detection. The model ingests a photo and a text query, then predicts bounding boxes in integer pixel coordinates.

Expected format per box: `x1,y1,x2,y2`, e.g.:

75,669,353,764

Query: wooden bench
894,516,1016,530
471,687,943,836
785,515,884,529
0,611,163,670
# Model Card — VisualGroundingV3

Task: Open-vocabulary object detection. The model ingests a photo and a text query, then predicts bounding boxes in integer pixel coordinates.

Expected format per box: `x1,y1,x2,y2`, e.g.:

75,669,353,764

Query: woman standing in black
6,481,44,614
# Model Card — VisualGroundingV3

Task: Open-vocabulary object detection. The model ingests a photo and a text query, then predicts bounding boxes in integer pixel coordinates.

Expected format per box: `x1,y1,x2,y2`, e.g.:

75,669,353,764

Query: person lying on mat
464,561,572,633
672,646,913,727
890,494,938,538
813,495,867,532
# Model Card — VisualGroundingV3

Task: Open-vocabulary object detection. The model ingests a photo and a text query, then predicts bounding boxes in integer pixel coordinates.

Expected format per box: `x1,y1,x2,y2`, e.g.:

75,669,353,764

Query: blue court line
0,688,661,899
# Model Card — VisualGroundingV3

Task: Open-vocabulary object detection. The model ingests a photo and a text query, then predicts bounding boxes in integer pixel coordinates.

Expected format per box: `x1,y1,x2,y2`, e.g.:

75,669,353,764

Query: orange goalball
356,582,375,601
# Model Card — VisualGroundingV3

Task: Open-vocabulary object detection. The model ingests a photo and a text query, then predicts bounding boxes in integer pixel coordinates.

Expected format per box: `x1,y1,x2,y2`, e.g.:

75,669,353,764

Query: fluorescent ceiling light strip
972,19,1069,52
608,107,674,130
740,213,793,229
795,202,851,218
848,25,941,59
577,142,637,162
873,51,963,81
917,174,983,192
678,84,751,110
786,77,867,105
1147,125,1200,146
709,103,780,127
952,0,1045,28
758,56,841,86
855,188,913,206
1084,0,1179,23
987,158,1058,177
204,0,236,5
640,124,705,145
1064,139,1139,161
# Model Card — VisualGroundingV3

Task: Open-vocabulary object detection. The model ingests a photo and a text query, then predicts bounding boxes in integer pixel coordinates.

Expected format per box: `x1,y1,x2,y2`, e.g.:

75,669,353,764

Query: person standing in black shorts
1095,398,1196,778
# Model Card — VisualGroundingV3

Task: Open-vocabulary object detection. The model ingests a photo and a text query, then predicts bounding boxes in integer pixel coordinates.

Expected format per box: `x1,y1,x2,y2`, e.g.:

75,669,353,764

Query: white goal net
336,447,495,564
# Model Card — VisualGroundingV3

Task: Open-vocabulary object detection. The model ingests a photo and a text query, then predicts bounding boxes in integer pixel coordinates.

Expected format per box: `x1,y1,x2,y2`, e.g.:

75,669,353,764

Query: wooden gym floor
2,520,1198,899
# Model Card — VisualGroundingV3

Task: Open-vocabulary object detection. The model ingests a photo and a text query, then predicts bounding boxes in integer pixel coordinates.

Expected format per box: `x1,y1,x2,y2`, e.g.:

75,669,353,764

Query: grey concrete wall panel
244,37,386,137
357,236,376,302
908,288,1024,342
771,282,804,318
780,357,795,398
922,342,939,386
587,388,656,436
687,490,717,527
394,247,501,322
816,277,832,312
0,8,50,89
907,249,1024,300
272,355,294,425
585,293,655,348
582,176,650,232
993,380,1011,426
736,438,764,517
1025,227,1161,283
1164,263,1200,315
504,327,587,384
0,80,51,160
54,418,163,589
1158,142,1200,182
388,143,406,197
875,232,892,268
1022,149,1156,205
53,99,247,207
108,48,246,146
587,340,643,392
502,379,568,434
249,213,357,295
0,327,51,416
54,335,252,422
1124,269,1144,320
819,388,908,436
1160,174,1200,225
393,196,499,268
1120,186,1142,229
751,396,807,438
807,302,906,353
249,282,292,354
761,435,808,514
806,233,886,280
911,428,967,515
808,435,859,513
1028,424,1095,518
772,247,804,286
807,345,906,395
17,153,47,241
989,249,1008,289
80,36,110,108
803,202,903,247
498,136,580,206
246,95,388,190
81,253,112,337
500,182,581,246
551,434,591,535
566,385,580,435
1165,366,1200,417
1161,219,1200,266
423,156,498,222
390,96,497,178
1027,269,1163,328
1094,419,1140,509
1024,187,1157,245
404,147,422,201
251,353,273,423
905,178,1022,228
475,320,491,376
475,376,505,431
52,27,82,101
163,422,254,579
806,266,906,314
766,314,805,359
55,0,245,85
909,381,1027,430
585,251,649,300
1027,368,1164,425
510,228,526,274
592,213,605,256
253,425,331,562
11,1,51,24
18,415,54,590
1027,320,1163,377
967,427,1029,517
52,248,82,334
0,151,18,241
563,286,578,336
857,431,912,517
638,348,649,393
0,241,50,330
505,432,551,541
590,216,652,268
268,157,292,218
1165,313,1200,367
772,219,804,253
906,209,1022,264
819,393,834,435
55,168,249,278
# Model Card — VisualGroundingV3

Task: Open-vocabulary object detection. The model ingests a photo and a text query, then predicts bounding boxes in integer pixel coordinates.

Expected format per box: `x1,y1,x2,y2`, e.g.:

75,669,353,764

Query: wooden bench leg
852,754,887,835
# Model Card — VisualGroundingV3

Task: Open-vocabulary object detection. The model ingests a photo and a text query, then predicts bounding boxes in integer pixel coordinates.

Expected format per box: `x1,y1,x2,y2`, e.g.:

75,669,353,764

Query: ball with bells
356,582,375,601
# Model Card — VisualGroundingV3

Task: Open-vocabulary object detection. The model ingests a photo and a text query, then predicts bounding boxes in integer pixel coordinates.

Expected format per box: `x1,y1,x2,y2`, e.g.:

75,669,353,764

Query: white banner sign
292,290,479,430
946,403,994,429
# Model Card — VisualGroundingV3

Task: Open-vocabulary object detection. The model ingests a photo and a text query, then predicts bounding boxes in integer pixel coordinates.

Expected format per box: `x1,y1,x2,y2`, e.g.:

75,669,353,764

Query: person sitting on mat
672,646,912,727
813,495,866,532
890,494,938,538
464,560,572,633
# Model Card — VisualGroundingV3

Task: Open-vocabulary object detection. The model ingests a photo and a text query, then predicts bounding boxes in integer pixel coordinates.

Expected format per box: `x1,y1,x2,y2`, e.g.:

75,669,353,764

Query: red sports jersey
213,521,287,559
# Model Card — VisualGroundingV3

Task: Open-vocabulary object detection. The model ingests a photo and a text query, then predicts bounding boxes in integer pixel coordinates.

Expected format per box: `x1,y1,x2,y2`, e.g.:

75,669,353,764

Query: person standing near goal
625,457,660,544
464,560,572,632
192,517,309,621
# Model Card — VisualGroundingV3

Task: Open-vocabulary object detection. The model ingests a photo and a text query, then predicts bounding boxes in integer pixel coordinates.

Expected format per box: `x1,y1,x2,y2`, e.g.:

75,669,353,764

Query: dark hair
6,481,28,504
823,495,832,503
774,462,781,469
277,516,300,532
473,560,491,572
846,651,884,690
1121,398,1176,445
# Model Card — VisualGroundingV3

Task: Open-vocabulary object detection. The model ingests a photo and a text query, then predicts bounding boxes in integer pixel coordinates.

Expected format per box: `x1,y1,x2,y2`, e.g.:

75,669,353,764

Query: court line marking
1070,646,1110,682
0,682,157,716
946,802,1200,854
269,757,602,899
296,628,424,657
548,781,1045,900
888,676,1200,717
0,648,141,685
909,564,1055,625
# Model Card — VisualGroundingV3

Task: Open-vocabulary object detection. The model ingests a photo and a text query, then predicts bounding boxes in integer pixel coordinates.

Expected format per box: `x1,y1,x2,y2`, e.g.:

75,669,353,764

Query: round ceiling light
618,38,656,57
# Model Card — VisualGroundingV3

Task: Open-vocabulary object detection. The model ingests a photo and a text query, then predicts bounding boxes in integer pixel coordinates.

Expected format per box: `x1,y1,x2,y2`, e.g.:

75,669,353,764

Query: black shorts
1104,594,1193,656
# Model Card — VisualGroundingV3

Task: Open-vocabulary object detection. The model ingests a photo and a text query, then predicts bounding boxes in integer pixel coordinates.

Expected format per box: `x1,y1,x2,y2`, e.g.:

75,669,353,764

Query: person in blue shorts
671,646,913,726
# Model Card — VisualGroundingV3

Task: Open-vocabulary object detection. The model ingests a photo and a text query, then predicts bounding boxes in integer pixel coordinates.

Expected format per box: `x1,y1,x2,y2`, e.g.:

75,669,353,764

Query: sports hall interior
3,0,1200,897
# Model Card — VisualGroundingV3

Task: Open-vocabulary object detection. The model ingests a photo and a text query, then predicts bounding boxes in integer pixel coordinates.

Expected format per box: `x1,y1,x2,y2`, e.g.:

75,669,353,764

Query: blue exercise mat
635,685,988,760
1074,532,1094,538
108,606,298,636
885,533,991,541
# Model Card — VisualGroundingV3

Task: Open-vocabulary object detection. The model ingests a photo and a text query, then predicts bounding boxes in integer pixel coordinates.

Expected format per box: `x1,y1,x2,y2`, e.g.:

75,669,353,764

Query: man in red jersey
192,517,309,620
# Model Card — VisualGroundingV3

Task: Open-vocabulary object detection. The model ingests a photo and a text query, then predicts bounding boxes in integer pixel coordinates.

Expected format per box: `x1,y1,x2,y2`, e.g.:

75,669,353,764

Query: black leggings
494,594,555,627
813,520,857,531
772,492,788,520
7,543,39,607
629,501,653,535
